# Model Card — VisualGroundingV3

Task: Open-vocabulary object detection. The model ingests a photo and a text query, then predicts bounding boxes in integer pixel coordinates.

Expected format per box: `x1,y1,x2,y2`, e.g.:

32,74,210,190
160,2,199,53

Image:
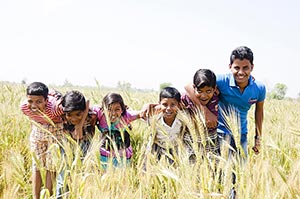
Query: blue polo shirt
217,73,266,135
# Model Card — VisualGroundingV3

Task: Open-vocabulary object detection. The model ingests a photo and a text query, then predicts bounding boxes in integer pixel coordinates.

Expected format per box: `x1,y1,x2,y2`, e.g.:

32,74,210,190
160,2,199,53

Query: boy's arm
252,101,264,155
184,83,218,129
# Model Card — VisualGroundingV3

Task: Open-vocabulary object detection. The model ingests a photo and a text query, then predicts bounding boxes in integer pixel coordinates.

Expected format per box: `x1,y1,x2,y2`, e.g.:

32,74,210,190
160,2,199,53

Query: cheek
195,92,202,98
207,93,214,99
66,115,82,124
160,106,167,111
171,107,178,113
37,103,46,110
117,111,123,117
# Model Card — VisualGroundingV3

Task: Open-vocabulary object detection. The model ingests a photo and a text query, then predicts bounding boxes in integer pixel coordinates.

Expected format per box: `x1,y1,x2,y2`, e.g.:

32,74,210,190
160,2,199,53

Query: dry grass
0,81,299,199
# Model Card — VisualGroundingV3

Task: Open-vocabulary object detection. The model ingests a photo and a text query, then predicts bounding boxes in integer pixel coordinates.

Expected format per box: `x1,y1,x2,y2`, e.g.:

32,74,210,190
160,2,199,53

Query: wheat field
0,82,299,199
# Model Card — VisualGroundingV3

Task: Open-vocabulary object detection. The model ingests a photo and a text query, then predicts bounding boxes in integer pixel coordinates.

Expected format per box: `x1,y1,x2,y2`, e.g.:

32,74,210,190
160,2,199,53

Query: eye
66,113,72,117
170,103,177,108
161,103,168,108
243,66,250,70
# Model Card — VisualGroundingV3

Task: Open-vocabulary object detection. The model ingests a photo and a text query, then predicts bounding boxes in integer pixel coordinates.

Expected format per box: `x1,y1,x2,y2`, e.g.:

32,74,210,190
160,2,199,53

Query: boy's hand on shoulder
140,103,160,119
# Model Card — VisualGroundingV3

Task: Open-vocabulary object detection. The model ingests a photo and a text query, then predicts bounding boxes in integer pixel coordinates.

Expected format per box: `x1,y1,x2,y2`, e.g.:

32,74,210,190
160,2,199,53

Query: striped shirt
20,95,63,124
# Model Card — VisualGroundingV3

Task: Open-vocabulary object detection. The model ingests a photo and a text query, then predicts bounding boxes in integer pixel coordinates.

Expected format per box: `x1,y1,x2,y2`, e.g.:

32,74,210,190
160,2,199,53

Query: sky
0,0,299,98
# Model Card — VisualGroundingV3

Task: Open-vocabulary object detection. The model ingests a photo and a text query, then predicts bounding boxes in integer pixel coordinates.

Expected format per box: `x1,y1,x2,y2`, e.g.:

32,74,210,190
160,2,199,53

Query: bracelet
255,135,260,140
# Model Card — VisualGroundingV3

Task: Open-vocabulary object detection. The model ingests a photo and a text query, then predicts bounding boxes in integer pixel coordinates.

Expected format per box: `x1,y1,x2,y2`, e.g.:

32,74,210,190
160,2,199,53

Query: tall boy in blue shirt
185,46,266,157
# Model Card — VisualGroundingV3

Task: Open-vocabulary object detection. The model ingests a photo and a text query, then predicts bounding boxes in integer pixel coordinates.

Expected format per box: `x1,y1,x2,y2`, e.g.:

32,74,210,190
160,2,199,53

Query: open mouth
31,108,40,113
110,116,118,121
164,112,173,116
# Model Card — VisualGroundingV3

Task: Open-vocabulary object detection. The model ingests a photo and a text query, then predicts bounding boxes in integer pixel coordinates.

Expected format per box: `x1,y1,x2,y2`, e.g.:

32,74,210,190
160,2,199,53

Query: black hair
193,69,216,89
61,90,86,112
159,86,181,103
230,46,254,65
26,82,49,100
102,93,127,116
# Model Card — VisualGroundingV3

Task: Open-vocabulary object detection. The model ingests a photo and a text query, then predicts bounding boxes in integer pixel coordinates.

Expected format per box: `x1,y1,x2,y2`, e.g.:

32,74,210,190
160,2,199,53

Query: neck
164,117,175,127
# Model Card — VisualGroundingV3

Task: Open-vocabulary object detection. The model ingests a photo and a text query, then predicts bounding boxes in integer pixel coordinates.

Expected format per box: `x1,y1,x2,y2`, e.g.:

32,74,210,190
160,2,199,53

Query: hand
140,103,160,119
72,100,90,140
203,108,218,129
71,129,83,140
252,137,261,155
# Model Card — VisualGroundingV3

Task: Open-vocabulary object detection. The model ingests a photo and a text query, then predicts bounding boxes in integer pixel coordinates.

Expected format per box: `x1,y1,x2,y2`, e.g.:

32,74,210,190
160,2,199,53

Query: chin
110,119,117,123
200,101,208,106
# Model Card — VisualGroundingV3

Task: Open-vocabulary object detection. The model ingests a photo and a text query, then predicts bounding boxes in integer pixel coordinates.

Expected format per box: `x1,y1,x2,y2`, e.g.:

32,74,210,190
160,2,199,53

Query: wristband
255,135,260,140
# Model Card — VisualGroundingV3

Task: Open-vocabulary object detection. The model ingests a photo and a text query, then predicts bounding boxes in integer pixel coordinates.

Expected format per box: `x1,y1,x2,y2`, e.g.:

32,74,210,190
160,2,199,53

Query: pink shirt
92,106,139,158
92,106,138,131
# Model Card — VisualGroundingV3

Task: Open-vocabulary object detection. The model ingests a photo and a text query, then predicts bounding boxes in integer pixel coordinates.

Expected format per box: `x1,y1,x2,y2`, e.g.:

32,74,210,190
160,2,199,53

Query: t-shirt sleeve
123,110,139,123
257,82,266,102
47,96,64,117
92,106,109,131
20,100,30,116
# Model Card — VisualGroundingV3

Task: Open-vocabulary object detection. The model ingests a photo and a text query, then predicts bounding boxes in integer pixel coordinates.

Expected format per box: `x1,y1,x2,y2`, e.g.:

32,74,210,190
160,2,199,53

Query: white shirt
154,115,183,148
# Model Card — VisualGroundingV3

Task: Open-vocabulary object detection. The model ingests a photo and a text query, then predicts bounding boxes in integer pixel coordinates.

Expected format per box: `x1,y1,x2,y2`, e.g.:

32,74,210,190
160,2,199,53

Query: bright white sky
0,0,299,97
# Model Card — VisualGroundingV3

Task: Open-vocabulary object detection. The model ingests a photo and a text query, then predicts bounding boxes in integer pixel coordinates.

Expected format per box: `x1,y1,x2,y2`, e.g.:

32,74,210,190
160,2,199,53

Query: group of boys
21,45,266,199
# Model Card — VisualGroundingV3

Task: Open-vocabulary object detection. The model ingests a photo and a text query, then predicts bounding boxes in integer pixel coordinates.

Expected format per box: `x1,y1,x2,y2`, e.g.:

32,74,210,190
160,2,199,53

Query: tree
159,82,172,91
63,79,73,87
269,83,287,100
21,78,27,85
117,81,131,90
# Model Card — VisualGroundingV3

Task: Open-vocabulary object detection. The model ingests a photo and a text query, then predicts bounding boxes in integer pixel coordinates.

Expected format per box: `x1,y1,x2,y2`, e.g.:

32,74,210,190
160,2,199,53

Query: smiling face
194,85,216,105
26,95,48,114
160,98,179,126
65,110,84,125
230,59,253,88
108,102,123,123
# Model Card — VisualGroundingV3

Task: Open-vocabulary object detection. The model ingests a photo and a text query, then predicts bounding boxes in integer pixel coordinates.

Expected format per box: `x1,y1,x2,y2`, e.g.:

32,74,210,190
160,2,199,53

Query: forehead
66,110,83,116
160,98,179,104
109,102,122,109
232,59,252,66
27,95,46,101
196,85,215,91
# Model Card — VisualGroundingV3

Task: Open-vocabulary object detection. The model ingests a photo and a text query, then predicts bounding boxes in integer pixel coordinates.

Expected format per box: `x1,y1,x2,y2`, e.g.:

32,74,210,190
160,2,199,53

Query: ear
251,64,254,71
213,85,217,91
228,64,232,69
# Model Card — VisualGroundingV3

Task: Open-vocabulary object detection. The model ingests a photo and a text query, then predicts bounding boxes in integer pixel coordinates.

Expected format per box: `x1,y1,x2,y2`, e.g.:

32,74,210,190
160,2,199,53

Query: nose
237,68,244,74
198,92,208,99
31,102,37,108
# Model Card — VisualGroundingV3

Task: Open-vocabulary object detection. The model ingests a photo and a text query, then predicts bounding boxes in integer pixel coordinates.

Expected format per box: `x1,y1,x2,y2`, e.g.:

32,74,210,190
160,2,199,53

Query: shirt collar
159,114,181,128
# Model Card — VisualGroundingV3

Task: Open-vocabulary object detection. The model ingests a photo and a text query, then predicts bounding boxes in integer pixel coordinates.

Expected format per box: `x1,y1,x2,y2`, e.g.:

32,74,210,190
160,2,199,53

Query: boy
147,87,192,166
56,90,97,198
20,82,64,199
181,69,220,157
